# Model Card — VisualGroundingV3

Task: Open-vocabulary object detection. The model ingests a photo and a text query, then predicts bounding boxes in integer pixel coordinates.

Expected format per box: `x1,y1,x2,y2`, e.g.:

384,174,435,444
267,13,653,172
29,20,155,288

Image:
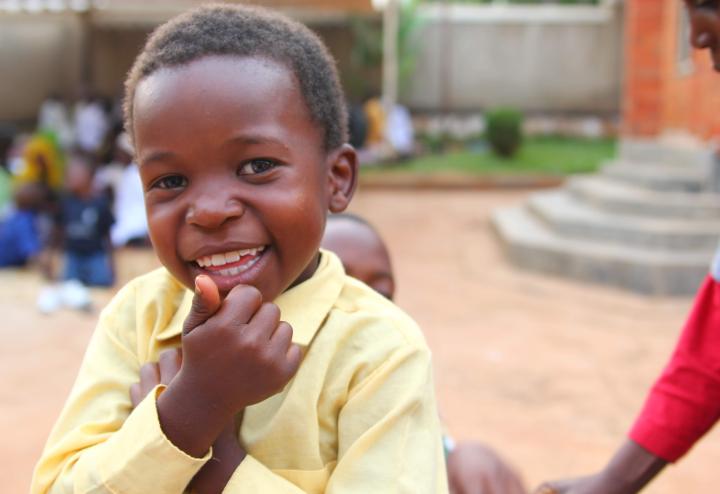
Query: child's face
65,159,93,196
133,56,356,300
685,0,720,70
321,219,395,300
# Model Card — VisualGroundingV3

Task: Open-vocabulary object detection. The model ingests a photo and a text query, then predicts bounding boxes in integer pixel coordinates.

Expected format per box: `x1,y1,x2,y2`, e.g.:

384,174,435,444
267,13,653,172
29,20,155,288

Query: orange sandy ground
3,189,719,492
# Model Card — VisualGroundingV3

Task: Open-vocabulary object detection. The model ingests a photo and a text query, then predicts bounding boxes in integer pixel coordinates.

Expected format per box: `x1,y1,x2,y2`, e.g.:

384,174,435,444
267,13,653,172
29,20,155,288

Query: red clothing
629,275,720,462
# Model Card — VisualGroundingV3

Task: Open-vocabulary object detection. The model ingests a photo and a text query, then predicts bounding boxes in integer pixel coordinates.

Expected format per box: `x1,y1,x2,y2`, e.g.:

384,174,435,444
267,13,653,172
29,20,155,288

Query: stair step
527,190,720,250
601,161,707,192
567,176,720,219
492,206,712,295
619,138,715,168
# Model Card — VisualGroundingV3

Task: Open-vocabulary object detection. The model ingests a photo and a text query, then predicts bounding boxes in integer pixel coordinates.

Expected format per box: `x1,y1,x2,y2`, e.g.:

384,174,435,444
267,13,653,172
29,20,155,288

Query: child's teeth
197,246,265,269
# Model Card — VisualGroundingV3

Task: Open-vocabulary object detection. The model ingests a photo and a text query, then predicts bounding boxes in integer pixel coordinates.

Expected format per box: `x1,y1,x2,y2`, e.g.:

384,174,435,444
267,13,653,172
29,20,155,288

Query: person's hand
129,348,182,408
129,343,245,494
174,274,302,415
156,274,303,458
447,442,527,494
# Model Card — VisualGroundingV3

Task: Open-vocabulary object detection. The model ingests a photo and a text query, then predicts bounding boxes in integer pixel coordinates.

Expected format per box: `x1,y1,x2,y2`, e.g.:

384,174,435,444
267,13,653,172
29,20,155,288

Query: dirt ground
4,189,719,493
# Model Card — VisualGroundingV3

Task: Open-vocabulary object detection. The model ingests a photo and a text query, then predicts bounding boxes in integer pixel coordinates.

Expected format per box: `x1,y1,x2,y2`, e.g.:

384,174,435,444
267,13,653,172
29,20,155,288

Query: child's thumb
183,275,221,335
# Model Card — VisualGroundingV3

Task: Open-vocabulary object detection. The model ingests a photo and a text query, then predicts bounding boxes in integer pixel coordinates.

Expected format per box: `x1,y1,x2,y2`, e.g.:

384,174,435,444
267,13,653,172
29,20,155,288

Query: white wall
0,13,84,123
403,3,624,114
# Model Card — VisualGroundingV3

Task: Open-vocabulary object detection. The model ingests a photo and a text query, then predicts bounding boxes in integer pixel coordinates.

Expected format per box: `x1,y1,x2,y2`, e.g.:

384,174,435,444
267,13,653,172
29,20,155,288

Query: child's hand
129,348,182,408
448,442,527,494
176,274,302,414
156,275,302,458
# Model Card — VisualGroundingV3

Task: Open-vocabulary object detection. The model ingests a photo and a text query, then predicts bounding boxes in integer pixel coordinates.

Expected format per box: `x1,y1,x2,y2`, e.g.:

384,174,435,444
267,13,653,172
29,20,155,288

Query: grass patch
364,136,616,176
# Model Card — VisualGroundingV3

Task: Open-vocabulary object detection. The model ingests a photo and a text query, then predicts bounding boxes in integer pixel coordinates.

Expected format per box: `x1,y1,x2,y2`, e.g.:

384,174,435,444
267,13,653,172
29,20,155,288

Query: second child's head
124,4,358,300
321,214,395,301
65,152,95,198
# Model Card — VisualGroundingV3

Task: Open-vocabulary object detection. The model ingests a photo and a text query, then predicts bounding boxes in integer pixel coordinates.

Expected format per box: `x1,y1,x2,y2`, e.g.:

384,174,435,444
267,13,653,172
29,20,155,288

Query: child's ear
326,144,358,213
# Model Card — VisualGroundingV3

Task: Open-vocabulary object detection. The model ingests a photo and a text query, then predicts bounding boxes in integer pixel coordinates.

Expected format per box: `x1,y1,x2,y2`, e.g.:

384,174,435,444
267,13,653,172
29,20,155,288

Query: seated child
0,183,44,267
54,152,115,287
32,5,447,493
322,213,527,494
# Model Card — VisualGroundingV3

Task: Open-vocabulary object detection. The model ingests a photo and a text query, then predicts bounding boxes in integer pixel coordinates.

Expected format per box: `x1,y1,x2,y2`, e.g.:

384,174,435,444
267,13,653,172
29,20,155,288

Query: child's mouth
194,246,266,276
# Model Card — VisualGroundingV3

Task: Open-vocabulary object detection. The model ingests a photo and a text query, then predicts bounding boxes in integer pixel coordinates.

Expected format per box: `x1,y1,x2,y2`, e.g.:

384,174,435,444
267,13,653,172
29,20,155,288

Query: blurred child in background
36,152,115,313
0,183,44,268
54,152,115,287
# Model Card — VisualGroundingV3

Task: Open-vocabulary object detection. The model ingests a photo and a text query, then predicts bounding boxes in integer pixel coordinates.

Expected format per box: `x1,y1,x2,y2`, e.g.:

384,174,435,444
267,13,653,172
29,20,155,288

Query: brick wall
623,0,720,141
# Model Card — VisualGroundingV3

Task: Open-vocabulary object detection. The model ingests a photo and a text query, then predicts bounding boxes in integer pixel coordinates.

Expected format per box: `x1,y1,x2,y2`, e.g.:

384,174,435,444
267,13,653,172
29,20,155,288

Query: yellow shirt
32,251,448,493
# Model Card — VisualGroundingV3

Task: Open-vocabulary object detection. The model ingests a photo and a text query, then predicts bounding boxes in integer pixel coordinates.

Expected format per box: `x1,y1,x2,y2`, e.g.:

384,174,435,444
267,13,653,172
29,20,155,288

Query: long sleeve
222,342,447,493
31,288,209,493
629,275,720,462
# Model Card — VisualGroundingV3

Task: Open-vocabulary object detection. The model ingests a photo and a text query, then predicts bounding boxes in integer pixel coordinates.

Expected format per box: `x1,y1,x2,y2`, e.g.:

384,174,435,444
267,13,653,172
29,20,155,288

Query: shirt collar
156,249,345,346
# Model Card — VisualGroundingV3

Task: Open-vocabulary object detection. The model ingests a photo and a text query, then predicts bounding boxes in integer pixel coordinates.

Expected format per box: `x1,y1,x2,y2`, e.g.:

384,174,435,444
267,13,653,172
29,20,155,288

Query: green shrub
485,107,524,158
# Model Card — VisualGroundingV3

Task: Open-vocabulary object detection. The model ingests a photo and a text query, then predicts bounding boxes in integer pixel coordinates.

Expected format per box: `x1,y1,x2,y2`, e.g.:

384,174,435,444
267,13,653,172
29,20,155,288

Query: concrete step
620,137,715,168
527,190,720,250
567,176,720,219
492,206,712,295
601,161,707,192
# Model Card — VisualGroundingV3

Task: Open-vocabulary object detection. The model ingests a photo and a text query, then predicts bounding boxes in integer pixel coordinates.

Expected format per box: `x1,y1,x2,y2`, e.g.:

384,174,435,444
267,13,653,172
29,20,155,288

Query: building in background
623,0,720,142
0,0,375,126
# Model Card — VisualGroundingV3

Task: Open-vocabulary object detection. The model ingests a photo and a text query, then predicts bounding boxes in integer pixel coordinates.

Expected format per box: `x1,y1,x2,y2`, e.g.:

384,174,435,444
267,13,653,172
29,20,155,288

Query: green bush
485,107,524,158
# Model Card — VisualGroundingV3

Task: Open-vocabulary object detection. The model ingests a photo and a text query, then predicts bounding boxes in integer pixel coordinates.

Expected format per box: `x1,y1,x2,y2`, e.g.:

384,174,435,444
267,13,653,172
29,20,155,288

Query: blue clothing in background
57,194,114,256
0,210,41,267
63,251,114,287
56,194,115,286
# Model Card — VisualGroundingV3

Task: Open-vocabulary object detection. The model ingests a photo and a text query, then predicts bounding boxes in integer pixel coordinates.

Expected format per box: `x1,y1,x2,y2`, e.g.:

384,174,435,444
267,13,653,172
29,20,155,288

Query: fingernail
194,276,203,295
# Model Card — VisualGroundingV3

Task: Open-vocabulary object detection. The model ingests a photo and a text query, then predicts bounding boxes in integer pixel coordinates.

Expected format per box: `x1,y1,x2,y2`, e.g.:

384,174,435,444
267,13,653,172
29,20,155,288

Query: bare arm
535,440,666,494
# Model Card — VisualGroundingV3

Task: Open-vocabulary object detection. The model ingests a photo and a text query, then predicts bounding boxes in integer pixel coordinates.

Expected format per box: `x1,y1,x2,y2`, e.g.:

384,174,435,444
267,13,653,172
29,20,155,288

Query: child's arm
32,274,302,494
31,282,212,493
533,440,666,494
130,349,244,494
536,275,720,494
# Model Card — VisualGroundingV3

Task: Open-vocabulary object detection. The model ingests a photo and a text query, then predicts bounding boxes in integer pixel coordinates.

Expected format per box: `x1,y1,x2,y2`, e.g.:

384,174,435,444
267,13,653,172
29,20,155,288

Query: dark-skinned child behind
31,5,447,494
536,2,720,493
321,213,527,494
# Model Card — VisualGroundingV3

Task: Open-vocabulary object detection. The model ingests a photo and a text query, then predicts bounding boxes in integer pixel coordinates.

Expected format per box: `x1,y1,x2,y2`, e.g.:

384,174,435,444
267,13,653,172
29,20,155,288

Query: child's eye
151,175,188,190
238,159,278,176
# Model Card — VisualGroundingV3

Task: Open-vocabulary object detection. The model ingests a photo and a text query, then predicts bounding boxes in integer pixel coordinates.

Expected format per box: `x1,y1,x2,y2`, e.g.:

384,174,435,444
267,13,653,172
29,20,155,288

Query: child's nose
186,195,245,229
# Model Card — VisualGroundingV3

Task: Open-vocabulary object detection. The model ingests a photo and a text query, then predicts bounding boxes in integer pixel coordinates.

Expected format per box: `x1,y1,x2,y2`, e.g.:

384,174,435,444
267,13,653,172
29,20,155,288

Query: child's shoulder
330,275,427,350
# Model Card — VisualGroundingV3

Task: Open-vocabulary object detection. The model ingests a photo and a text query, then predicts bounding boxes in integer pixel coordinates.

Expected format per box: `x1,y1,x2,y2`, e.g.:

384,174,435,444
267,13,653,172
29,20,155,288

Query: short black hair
124,4,348,151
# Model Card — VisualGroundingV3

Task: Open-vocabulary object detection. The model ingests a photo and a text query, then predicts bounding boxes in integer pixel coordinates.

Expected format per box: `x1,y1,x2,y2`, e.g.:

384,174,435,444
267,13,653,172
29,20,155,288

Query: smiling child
31,5,447,493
